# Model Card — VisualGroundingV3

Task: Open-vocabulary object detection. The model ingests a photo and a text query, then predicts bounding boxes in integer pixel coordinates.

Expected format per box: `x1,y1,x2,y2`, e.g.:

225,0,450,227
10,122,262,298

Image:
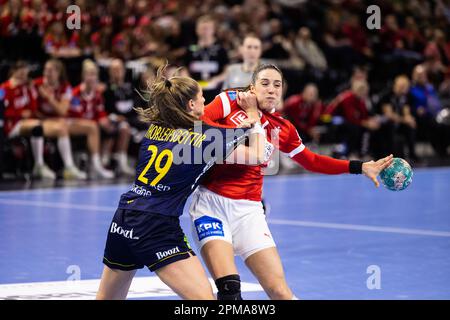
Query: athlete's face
189,87,205,118
13,67,29,85
251,69,283,112
43,62,59,86
83,69,98,88
240,37,262,64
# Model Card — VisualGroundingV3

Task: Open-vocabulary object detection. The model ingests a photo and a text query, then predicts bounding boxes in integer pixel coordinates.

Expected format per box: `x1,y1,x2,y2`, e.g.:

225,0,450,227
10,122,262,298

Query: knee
265,282,292,300
119,121,131,134
190,284,216,300
87,121,99,135
215,274,242,300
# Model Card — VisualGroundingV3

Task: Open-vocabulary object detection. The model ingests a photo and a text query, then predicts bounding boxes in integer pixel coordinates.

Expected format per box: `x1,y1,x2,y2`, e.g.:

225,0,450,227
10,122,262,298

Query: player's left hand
362,154,394,187
237,91,258,113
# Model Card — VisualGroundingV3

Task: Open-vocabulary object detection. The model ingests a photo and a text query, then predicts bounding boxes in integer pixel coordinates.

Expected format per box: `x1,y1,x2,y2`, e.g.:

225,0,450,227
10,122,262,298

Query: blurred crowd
1,0,450,180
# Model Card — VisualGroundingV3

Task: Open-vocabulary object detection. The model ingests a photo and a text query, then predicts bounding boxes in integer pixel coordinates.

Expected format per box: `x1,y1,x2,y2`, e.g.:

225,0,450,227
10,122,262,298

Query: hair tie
165,79,172,89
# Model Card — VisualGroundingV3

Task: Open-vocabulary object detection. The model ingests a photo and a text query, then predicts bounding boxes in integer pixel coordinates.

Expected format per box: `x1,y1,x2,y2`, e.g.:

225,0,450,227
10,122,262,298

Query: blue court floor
0,167,449,300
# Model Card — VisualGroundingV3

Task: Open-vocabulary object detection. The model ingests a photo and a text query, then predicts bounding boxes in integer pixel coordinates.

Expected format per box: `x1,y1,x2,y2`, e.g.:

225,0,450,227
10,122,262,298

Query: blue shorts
103,209,195,272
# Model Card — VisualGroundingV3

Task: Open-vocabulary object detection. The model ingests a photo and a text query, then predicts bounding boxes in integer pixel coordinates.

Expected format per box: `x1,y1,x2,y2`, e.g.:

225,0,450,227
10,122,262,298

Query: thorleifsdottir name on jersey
145,123,250,165
145,124,207,148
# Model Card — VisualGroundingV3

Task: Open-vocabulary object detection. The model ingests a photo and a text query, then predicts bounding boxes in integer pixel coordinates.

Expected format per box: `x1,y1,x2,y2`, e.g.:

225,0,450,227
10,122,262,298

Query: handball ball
379,158,413,191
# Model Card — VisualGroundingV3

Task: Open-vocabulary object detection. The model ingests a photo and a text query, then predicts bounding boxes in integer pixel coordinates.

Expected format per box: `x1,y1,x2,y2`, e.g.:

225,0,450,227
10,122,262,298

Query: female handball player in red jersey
190,63,394,300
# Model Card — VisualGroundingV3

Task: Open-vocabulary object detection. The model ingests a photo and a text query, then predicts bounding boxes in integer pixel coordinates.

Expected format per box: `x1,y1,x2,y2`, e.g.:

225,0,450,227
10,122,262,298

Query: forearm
47,97,69,116
291,147,362,174
246,109,261,124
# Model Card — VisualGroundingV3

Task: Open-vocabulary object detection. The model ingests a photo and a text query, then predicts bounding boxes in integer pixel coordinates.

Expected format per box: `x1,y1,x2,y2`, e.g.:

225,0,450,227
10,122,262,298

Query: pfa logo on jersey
194,216,224,241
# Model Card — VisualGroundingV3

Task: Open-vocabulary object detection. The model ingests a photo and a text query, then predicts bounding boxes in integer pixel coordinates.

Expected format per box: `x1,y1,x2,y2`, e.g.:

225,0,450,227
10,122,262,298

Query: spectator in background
103,59,141,176
341,13,373,63
1,61,78,180
34,58,112,179
294,27,327,72
322,9,354,74
423,29,450,87
283,83,324,144
184,15,229,102
400,16,426,53
410,64,448,156
70,60,116,179
379,14,403,54
91,16,114,61
438,68,450,108
34,59,88,179
111,17,134,61
208,34,263,90
376,75,418,160
44,20,81,58
325,79,380,158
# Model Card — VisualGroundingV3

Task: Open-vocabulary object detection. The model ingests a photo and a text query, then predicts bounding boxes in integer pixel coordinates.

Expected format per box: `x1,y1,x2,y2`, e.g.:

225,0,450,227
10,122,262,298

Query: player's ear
187,99,194,112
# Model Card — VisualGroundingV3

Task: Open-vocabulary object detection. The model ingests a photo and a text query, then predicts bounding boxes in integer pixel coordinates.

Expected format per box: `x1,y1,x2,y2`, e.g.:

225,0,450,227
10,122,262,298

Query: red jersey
325,90,369,126
34,77,72,117
283,94,324,134
202,91,351,201
69,84,107,121
0,80,38,135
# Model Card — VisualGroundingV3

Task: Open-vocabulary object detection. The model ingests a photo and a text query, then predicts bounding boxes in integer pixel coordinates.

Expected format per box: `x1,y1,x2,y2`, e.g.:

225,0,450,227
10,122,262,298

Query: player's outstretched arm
362,154,394,187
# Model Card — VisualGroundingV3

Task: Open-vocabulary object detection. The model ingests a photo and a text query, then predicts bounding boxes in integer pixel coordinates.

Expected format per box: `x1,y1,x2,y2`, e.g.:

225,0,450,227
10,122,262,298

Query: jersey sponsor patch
194,215,224,241
226,91,237,101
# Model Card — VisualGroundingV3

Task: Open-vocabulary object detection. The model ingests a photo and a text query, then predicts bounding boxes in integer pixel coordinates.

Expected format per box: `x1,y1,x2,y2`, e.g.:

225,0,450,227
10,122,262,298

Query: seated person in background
35,58,112,179
325,80,380,158
1,61,75,180
103,59,140,176
376,75,418,160
409,64,448,156
34,59,92,180
69,59,119,179
283,83,324,144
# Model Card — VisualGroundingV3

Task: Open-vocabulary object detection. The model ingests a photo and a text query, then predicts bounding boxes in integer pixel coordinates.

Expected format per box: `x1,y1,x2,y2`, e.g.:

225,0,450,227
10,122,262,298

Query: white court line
0,198,115,212
0,276,263,300
1,198,449,238
268,218,450,238
0,183,131,196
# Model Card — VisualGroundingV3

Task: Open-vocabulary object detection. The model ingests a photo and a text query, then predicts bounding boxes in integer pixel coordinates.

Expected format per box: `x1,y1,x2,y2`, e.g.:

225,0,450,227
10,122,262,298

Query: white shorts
189,186,276,260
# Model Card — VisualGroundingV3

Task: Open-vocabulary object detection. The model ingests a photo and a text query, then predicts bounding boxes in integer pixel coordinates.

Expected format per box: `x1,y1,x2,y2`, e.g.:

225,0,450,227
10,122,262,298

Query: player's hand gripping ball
379,158,413,191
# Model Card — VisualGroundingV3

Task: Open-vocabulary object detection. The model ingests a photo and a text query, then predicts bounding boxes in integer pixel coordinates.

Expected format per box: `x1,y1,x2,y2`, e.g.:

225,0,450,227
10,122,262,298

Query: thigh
96,265,136,300
42,118,66,137
244,247,292,299
189,188,233,251
201,239,239,279
15,119,41,136
231,201,276,260
156,254,214,300
68,118,97,135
